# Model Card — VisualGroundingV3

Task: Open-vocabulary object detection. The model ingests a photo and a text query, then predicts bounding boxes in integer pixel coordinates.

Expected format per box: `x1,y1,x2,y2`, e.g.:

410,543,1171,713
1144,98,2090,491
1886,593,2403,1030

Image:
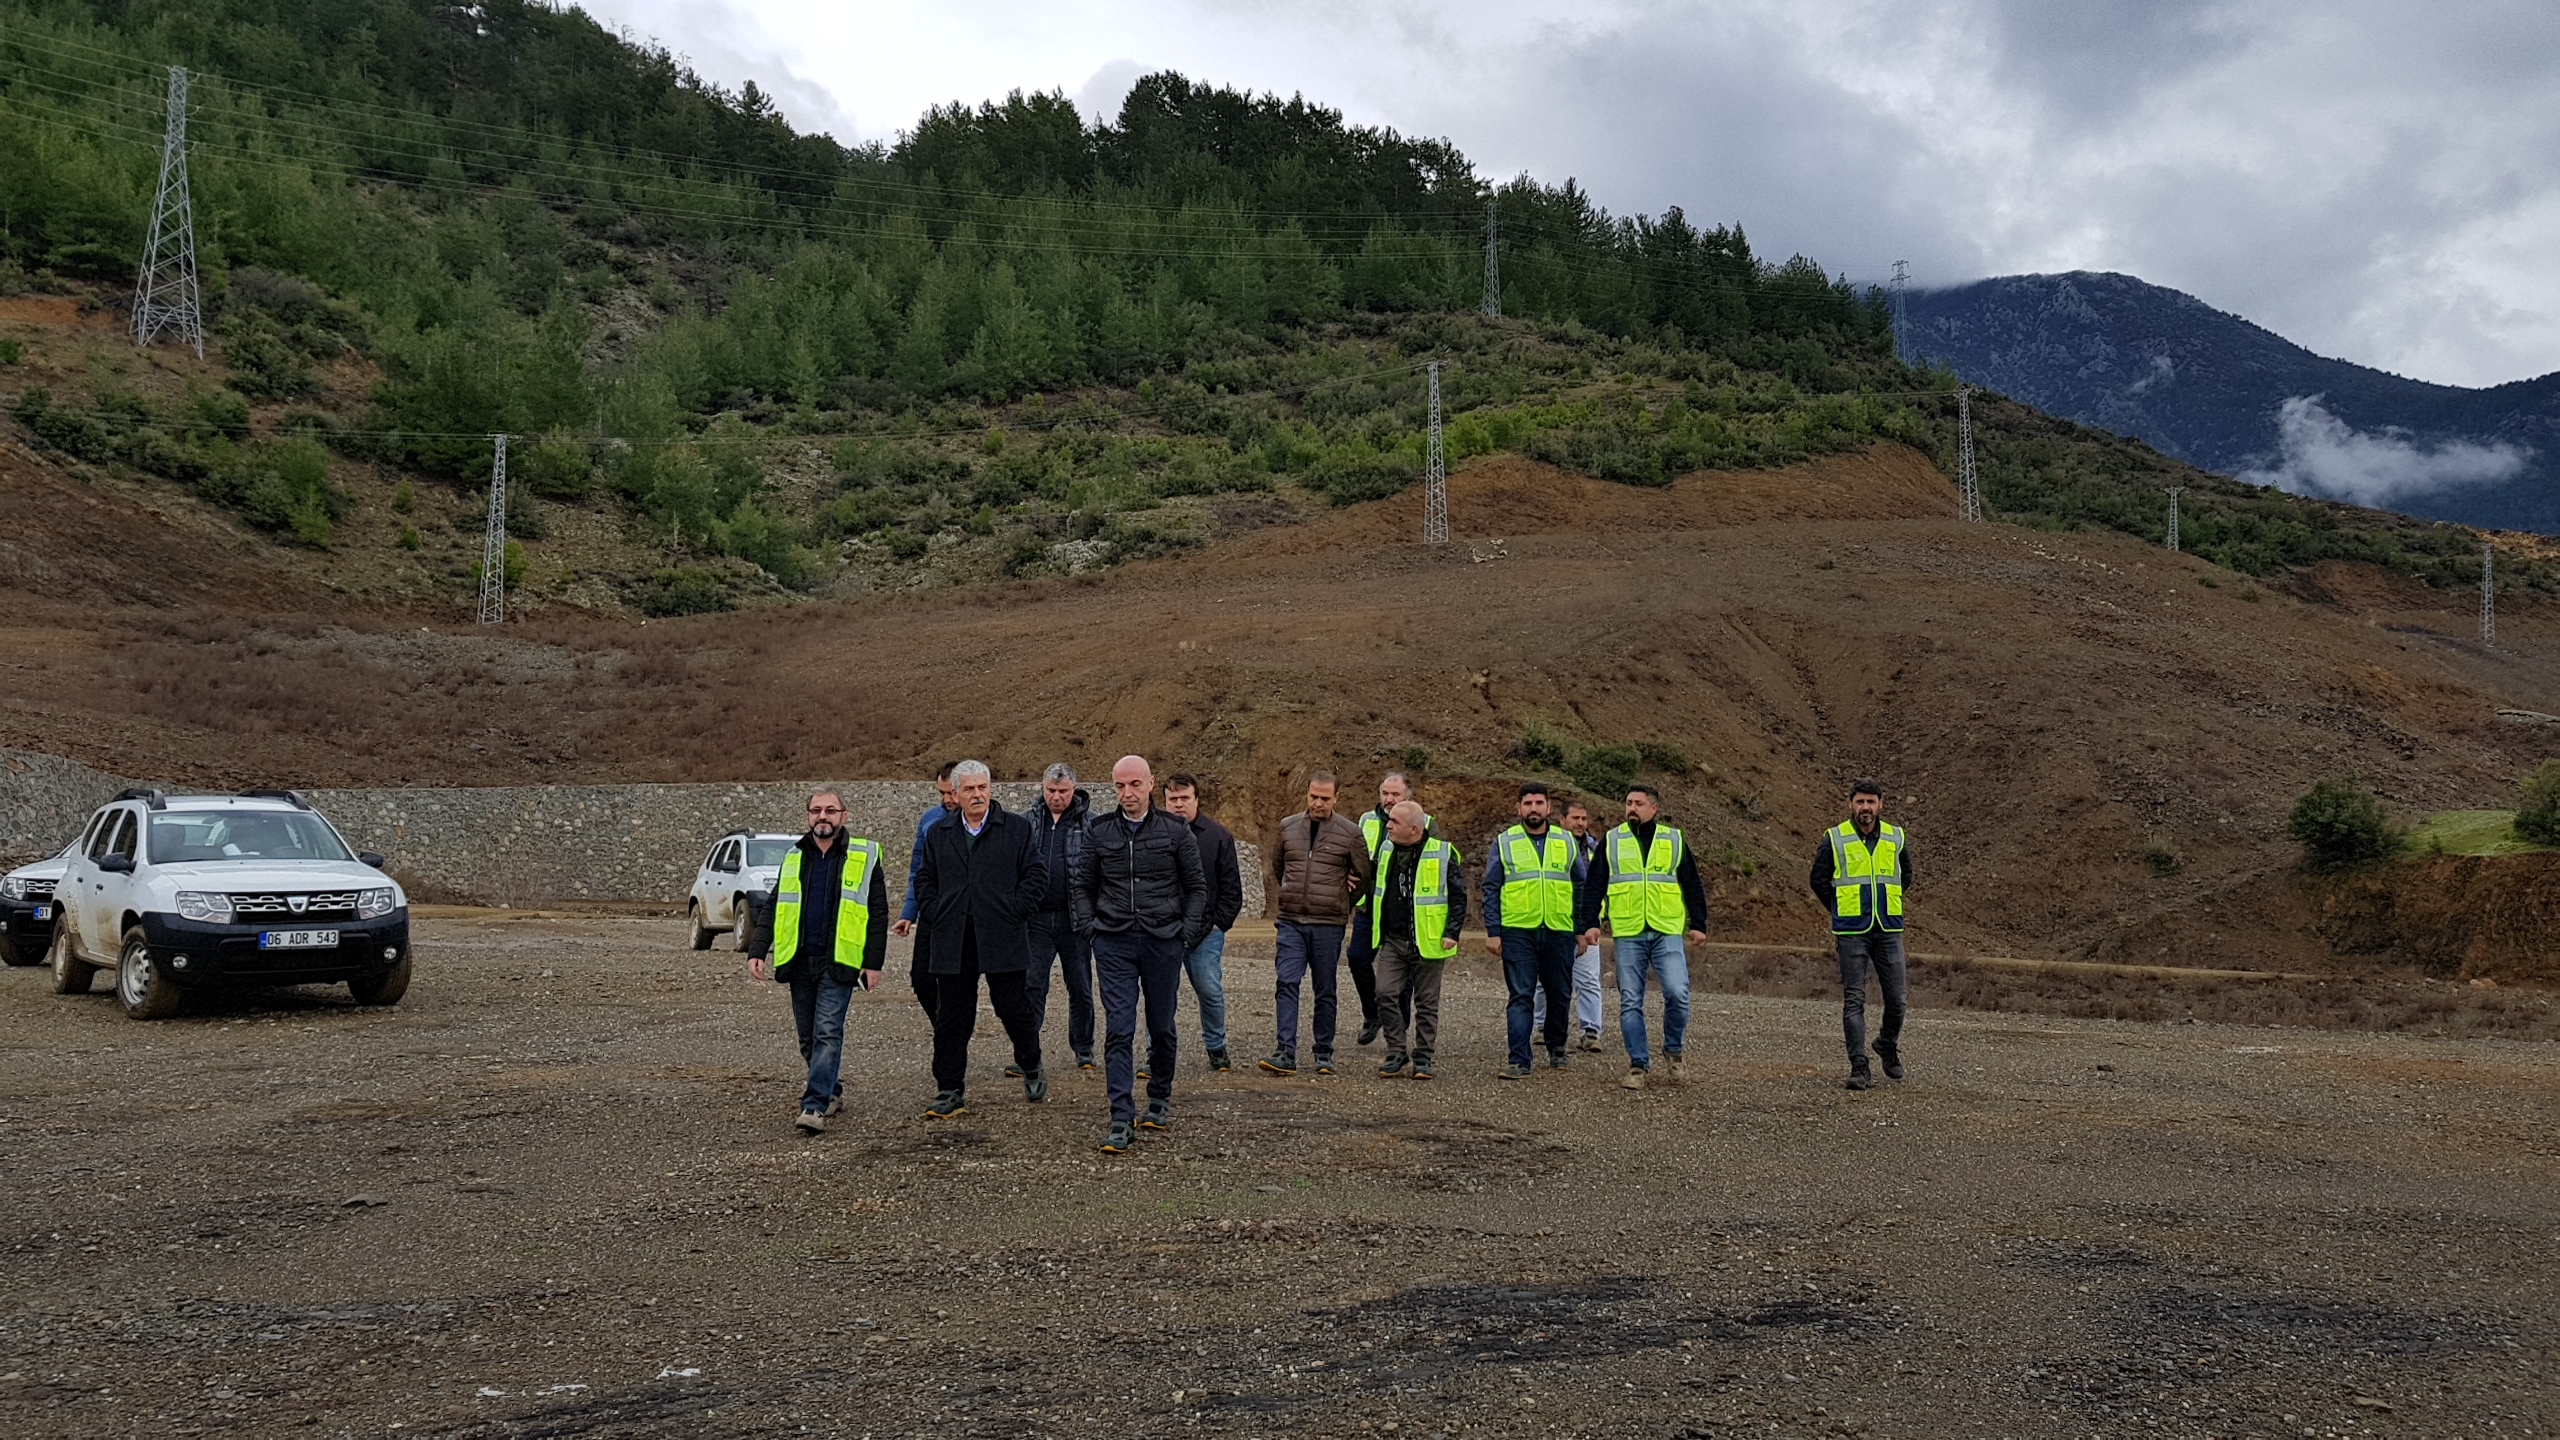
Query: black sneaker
1412,1057,1436,1080
1004,1064,1023,1078
1208,1049,1232,1072
1022,1067,1048,1104
923,1089,969,1118
1878,1047,1905,1081
1100,1121,1136,1154
1258,1052,1297,1076
1139,1102,1172,1132
1076,1054,1097,1072
1845,1069,1875,1092
1377,1053,1409,1077
1547,1051,1569,1069
1358,1019,1382,1046
1313,1053,1336,1076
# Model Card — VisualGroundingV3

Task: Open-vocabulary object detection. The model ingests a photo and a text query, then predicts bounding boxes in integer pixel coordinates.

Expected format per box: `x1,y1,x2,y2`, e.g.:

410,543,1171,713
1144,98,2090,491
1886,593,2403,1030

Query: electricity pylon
133,65,204,357
1957,385,1981,521
1481,199,1500,320
1423,362,1448,546
479,435,509,624
2165,486,2185,552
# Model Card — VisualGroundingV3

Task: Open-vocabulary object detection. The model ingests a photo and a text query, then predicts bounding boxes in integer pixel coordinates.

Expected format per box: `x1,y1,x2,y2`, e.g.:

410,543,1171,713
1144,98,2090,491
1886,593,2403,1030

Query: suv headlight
0,877,26,901
357,887,396,920
175,891,234,922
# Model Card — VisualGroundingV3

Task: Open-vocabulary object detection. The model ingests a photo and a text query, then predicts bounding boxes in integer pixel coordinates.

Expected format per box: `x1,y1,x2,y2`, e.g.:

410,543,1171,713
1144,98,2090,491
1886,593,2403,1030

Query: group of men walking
750,762,1915,1151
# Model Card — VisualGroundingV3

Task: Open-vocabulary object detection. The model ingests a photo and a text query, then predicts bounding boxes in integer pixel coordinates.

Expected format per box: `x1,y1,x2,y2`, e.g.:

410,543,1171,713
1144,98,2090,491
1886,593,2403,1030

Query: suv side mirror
98,853,135,874
360,852,386,870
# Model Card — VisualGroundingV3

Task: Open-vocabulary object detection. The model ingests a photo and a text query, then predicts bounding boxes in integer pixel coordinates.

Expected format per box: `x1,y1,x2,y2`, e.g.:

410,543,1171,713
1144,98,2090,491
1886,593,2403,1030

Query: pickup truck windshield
148,811,353,864
746,838,792,868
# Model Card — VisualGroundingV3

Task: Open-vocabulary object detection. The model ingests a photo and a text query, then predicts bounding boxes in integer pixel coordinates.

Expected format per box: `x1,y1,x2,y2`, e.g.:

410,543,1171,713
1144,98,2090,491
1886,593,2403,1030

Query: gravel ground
2,915,2555,1439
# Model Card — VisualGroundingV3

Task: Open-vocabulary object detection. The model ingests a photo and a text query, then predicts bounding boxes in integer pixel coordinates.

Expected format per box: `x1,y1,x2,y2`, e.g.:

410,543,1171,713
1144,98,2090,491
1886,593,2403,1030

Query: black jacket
1188,813,1244,932
916,800,1046,975
1072,805,1207,945
1027,789,1090,915
751,832,889,983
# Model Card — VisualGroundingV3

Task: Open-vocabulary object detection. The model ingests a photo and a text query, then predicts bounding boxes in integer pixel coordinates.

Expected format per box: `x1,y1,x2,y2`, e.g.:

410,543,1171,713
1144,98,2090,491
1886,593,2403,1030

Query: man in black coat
1023,762,1096,1070
914,759,1048,1119
1164,772,1241,1072
1071,754,1206,1154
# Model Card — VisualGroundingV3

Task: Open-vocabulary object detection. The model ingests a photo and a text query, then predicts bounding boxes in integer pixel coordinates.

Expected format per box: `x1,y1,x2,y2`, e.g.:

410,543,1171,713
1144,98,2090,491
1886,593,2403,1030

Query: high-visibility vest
773,837,881,977
1497,825,1576,932
1827,821,1906,934
1604,824,1687,938
1369,837,1461,960
1358,808,1433,907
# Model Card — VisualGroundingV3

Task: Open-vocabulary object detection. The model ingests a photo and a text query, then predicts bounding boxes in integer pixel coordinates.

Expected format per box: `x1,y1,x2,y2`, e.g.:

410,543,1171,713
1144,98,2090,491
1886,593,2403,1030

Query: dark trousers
1836,929,1907,1069
1272,919,1344,1060
1023,913,1095,1061
787,971,854,1113
1094,929,1183,1124
1346,921,1410,1035
931,958,1042,1094
908,925,939,1019
1502,929,1578,1067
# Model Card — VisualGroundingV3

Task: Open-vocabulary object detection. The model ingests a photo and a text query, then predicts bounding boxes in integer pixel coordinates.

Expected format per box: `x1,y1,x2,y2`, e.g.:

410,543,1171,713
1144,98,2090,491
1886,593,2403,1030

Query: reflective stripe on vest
1604,824,1686,937
1370,837,1461,960
1827,821,1905,934
1498,826,1576,932
772,838,881,976
1360,809,1433,905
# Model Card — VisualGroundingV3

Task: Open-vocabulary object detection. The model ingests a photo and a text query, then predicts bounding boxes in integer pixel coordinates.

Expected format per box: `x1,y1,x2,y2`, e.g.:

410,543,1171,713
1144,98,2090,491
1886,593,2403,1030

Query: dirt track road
3,914,2555,1438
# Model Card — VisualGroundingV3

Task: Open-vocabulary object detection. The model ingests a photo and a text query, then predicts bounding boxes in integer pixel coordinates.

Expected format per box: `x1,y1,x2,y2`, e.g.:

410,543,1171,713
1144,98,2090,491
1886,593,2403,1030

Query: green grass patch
2408,810,2559,857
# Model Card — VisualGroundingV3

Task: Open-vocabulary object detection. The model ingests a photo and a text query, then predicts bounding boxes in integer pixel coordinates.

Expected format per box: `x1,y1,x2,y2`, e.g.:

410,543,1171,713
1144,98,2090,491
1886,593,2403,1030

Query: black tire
349,953,412,1007
116,927,183,1020
688,901,717,951
0,933,29,967
48,927,95,995
732,894,752,951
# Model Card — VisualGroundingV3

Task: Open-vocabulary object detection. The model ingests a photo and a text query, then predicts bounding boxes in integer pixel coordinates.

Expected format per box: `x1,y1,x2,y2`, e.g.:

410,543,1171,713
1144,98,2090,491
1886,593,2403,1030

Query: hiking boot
1208,1049,1232,1072
1077,1053,1097,1072
1577,1028,1603,1053
1547,1051,1569,1069
1313,1053,1336,1076
1498,1063,1532,1081
1022,1067,1048,1104
1357,1018,1382,1046
794,1109,826,1134
1412,1056,1436,1080
1258,1052,1298,1077
923,1089,969,1119
1004,1064,1023,1078
1377,1053,1409,1078
1663,1053,1684,1082
1100,1121,1136,1154
1622,1067,1648,1090
1877,1046,1904,1081
1845,1069,1875,1092
1139,1101,1173,1132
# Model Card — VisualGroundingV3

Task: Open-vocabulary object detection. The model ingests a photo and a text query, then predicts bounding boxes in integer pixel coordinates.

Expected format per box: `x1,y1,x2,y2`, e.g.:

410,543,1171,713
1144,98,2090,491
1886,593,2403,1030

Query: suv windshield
745,838,791,868
148,810,353,864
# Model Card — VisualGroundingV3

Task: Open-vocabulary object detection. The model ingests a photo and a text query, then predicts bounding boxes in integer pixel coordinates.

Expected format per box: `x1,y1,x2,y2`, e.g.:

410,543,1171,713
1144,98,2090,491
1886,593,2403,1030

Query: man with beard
748,789,887,1135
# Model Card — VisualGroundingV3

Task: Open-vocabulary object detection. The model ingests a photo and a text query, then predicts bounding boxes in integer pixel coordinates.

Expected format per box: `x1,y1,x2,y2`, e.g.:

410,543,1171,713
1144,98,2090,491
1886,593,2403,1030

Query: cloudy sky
574,0,2560,389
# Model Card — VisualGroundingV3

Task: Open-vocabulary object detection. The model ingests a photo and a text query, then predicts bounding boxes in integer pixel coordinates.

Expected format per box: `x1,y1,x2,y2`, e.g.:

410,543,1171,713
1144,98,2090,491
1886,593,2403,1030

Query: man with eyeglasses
749,789,888,1135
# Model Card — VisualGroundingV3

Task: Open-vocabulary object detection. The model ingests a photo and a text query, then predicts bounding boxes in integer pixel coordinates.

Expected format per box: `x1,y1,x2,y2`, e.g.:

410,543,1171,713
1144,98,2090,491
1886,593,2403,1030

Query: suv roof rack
112,787,168,811
237,789,312,810
721,827,753,838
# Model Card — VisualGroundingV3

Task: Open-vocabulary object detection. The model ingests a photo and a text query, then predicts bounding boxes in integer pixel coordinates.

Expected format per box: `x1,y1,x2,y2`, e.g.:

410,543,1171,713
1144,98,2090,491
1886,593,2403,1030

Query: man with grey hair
915,760,1048,1118
1022,761,1095,1070
1072,755,1206,1154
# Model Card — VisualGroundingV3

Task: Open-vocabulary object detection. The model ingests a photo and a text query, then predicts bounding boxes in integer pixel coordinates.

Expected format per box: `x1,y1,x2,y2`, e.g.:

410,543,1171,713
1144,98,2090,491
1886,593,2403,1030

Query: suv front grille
228,892,360,920
22,879,55,899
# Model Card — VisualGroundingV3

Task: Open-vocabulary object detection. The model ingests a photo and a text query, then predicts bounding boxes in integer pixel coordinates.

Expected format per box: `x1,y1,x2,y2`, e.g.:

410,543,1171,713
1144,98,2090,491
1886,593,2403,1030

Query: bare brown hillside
3,439,2556,967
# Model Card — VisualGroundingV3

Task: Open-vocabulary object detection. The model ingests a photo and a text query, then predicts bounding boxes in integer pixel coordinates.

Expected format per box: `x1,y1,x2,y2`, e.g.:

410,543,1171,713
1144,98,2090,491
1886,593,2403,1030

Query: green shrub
0,339,20,365
397,523,421,551
1566,743,1641,800
634,568,734,616
882,528,929,560
2287,777,2404,872
1517,728,1568,769
2516,760,2560,845
1306,447,1416,505
1397,745,1430,775
519,430,594,499
392,480,416,514
1636,740,1691,773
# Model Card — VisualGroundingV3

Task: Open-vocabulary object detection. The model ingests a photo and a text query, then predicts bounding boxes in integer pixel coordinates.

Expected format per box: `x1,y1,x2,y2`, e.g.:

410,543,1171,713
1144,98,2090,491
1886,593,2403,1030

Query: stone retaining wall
0,751,1264,915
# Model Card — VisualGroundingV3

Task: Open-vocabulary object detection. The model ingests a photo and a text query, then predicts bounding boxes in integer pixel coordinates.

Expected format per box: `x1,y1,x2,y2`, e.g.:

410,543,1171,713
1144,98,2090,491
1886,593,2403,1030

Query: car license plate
259,929,339,950
32,905,50,921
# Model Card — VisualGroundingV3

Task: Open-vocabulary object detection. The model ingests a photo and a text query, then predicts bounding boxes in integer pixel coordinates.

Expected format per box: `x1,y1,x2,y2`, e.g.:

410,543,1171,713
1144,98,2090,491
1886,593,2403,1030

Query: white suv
687,830,793,950
0,842,76,967
49,789,412,1019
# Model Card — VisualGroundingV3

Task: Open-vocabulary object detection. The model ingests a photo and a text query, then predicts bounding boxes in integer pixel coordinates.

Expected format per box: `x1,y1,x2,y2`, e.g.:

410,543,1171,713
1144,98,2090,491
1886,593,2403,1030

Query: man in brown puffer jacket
1261,770,1373,1076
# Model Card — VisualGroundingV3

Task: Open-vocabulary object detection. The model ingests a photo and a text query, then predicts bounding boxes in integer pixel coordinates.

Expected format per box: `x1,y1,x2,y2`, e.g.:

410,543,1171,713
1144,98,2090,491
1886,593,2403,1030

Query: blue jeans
1501,929,1577,1067
1182,928,1230,1056
1272,920,1344,1059
788,971,855,1113
1836,929,1907,1068
1094,930,1183,1124
1024,914,1096,1061
1532,941,1606,1036
1614,931,1691,1070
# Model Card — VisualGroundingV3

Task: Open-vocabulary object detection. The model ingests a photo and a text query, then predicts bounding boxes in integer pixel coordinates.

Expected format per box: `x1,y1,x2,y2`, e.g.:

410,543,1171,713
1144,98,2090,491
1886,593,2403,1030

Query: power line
1423,360,1447,546
479,434,508,624
132,65,202,357
1956,384,1981,522
2164,485,2184,553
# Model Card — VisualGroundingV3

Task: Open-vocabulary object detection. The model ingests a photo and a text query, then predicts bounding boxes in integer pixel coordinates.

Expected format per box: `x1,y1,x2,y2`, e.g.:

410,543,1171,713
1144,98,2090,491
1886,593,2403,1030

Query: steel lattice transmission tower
2482,540,2496,648
1481,199,1501,320
1890,260,1910,361
133,65,204,357
2164,486,2185,553
1956,385,1981,521
1423,361,1448,545
478,434,509,624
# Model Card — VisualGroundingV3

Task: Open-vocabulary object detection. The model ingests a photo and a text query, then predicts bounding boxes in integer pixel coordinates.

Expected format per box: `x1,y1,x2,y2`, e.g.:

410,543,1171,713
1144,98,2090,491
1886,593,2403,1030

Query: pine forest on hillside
0,0,2531,613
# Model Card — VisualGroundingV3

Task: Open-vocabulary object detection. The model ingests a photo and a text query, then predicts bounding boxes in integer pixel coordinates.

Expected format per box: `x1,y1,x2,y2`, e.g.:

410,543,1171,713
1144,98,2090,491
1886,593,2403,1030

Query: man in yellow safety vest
1369,801,1467,1080
1810,778,1912,1091
1482,782,1588,1079
749,788,888,1134
1578,784,1709,1091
